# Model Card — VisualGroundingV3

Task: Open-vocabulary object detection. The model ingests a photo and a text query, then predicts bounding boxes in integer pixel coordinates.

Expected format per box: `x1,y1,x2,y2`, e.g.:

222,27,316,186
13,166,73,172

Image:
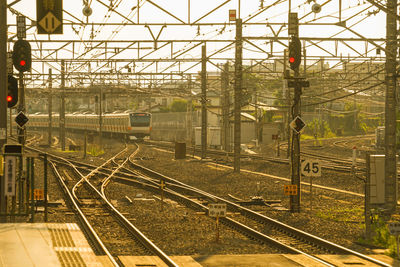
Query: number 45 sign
301,159,321,177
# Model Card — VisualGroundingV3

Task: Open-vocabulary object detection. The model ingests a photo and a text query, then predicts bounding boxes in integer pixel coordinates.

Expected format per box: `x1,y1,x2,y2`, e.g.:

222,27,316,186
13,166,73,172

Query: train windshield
130,113,151,127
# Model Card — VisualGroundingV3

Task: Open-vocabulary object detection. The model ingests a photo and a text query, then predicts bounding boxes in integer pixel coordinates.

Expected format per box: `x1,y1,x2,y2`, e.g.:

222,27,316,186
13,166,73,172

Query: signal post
287,13,309,213
0,0,7,217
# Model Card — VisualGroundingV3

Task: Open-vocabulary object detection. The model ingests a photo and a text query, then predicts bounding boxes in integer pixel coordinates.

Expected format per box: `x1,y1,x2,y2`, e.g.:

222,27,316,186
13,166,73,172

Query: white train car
26,112,152,139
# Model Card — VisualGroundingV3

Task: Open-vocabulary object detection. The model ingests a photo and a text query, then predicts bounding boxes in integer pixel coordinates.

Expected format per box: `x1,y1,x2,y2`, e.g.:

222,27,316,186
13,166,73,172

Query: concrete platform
121,253,399,267
120,255,203,266
0,223,104,267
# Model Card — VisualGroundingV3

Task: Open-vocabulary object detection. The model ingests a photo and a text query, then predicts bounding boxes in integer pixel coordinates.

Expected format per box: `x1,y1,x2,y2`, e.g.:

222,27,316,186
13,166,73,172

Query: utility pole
234,18,243,172
384,0,397,217
17,72,25,145
291,70,302,213
201,44,207,159
288,13,307,213
60,60,65,151
221,62,230,152
0,0,7,218
99,88,103,149
254,81,259,147
186,74,193,144
148,82,152,112
284,49,290,159
48,68,52,147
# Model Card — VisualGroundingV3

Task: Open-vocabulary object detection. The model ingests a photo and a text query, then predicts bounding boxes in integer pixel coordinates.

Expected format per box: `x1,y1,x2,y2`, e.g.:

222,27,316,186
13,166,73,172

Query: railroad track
112,146,390,267
24,140,389,266
27,144,179,267
145,139,364,173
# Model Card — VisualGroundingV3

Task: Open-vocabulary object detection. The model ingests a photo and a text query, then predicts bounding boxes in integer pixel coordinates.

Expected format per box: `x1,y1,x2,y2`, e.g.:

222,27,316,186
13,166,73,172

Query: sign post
301,159,321,211
160,180,165,211
208,203,226,242
352,146,357,173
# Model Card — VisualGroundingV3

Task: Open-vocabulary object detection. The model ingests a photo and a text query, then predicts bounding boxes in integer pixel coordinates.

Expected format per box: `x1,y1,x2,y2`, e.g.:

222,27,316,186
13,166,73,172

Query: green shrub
86,145,104,157
360,212,399,259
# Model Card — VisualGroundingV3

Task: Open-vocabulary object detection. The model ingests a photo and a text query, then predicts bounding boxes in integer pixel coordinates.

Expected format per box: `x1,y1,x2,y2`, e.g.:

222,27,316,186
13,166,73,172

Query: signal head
12,40,31,73
7,75,18,108
288,36,301,70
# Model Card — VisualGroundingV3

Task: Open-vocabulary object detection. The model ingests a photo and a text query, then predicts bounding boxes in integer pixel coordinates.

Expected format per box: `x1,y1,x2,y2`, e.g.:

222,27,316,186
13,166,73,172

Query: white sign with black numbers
208,203,227,218
301,159,321,177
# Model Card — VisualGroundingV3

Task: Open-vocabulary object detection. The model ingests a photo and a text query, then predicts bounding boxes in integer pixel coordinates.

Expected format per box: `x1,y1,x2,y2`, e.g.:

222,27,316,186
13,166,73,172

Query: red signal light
7,95,12,102
20,60,26,66
289,57,295,63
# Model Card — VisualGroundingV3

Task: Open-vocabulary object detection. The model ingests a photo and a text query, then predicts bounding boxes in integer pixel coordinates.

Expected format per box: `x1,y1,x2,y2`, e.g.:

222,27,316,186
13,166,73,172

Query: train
26,111,152,140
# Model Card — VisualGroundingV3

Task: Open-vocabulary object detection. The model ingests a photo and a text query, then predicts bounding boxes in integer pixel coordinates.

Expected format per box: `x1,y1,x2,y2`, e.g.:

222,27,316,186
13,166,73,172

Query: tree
170,99,187,112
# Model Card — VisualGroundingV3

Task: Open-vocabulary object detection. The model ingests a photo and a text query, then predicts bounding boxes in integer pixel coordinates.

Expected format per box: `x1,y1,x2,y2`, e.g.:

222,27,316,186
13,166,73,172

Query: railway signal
288,36,301,70
7,75,18,108
12,40,31,72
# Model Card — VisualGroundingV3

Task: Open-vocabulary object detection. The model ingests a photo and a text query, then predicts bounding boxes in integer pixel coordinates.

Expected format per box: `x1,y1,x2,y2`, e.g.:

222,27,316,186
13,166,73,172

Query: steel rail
127,159,390,267
48,160,120,266
23,145,179,267
57,147,179,267
111,172,335,267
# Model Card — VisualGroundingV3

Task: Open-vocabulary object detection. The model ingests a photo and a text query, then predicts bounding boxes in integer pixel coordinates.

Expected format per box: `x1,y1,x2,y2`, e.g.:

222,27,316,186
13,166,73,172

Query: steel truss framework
5,0,389,98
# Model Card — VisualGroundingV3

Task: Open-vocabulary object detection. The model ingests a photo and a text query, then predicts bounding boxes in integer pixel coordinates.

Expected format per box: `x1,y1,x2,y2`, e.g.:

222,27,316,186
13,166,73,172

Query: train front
128,112,152,139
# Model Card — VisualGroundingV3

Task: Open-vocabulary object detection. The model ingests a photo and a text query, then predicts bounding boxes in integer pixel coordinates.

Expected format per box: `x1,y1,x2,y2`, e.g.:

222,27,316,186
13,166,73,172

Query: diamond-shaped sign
37,0,63,34
290,116,306,133
39,12,61,33
15,112,29,128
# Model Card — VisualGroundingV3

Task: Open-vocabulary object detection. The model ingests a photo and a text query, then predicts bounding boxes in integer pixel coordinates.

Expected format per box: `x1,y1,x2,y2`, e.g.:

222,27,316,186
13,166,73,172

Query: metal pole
17,72,25,146
186,74,193,144
0,0,6,152
365,152,371,240
201,45,207,159
48,69,52,147
83,131,87,159
216,215,220,242
303,41,306,77
309,176,312,211
234,18,243,172
30,157,34,223
290,78,301,213
284,49,291,159
9,109,12,137
254,82,258,147
43,154,48,222
18,156,22,214
25,156,29,213
384,0,397,217
222,63,230,152
0,4,6,218
60,60,66,151
99,88,103,149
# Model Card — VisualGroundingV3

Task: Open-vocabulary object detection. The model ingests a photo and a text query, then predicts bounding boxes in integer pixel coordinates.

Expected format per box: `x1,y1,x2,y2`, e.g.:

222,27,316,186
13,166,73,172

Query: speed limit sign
301,159,321,177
